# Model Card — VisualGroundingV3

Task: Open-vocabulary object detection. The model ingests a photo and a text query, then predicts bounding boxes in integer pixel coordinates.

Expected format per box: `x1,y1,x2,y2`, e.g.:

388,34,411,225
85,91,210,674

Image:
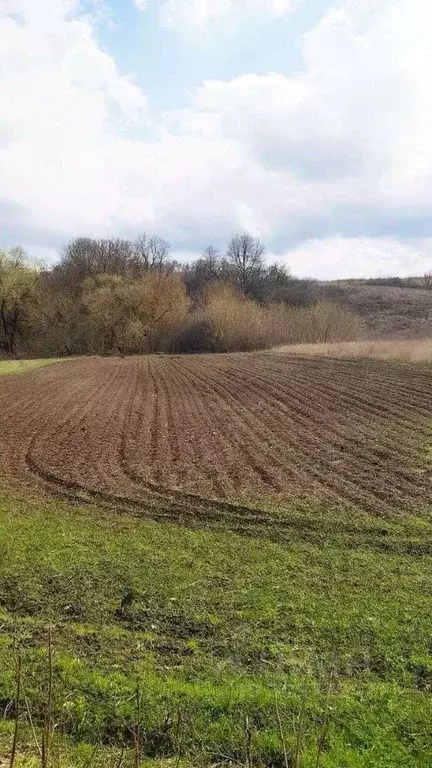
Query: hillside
319,281,432,338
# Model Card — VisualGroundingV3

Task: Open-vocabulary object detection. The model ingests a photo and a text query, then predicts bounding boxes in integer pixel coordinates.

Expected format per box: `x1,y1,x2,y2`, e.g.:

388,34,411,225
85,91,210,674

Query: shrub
171,289,362,354
170,311,215,353
205,284,268,352
79,273,190,354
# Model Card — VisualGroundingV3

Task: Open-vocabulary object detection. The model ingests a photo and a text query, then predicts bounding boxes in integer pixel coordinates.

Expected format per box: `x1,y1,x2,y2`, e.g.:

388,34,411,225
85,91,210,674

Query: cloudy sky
1,0,431,278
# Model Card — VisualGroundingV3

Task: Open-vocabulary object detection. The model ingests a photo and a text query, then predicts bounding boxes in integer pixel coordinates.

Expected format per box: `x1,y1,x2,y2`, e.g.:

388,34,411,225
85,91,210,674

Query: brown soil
1,354,431,528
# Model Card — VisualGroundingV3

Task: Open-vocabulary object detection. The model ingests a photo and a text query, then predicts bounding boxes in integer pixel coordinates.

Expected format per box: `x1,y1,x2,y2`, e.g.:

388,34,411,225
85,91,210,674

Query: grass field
0,354,431,766
0,487,431,767
0,358,62,375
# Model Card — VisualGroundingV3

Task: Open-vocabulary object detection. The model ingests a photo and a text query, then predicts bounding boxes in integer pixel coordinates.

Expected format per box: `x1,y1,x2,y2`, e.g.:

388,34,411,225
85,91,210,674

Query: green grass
0,358,63,375
0,486,431,766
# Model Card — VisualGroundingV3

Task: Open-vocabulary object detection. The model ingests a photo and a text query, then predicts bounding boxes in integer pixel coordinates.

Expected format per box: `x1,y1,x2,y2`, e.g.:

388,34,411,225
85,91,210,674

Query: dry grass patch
272,338,432,363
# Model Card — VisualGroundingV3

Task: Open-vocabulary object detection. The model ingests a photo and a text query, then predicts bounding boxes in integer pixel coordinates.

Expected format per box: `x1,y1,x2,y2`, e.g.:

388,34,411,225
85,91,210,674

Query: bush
291,301,363,344
205,284,269,352
170,311,215,354
171,289,362,354
1,240,362,356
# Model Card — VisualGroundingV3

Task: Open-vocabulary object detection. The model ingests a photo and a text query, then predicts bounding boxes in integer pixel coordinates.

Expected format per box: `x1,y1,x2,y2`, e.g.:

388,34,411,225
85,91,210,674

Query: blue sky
1,0,432,278
92,0,326,111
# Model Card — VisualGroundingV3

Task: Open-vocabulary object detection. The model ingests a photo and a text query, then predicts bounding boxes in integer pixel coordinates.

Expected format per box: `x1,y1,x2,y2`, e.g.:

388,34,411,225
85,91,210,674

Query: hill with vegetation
3,239,432,358
319,279,432,339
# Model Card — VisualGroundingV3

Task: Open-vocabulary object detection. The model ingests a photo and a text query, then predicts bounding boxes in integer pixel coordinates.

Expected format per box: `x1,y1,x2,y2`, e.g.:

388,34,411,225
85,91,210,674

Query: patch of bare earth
0,354,431,529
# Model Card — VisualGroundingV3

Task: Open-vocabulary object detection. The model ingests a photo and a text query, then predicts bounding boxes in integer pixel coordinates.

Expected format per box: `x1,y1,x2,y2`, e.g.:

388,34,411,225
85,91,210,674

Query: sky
1,0,432,279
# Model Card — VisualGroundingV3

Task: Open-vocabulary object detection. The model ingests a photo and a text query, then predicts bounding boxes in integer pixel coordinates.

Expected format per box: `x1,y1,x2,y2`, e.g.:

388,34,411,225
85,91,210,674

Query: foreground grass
0,359,63,375
272,338,432,363
0,487,431,766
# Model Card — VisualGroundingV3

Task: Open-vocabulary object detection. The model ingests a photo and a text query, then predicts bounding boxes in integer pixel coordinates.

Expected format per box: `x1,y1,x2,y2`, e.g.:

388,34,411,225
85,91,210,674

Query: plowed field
1,354,431,528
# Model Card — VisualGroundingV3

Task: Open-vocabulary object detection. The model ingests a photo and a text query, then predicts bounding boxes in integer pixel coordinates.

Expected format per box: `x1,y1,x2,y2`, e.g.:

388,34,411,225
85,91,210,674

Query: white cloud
1,0,432,278
161,0,232,32
0,0,147,236
133,0,147,10
282,237,432,280
160,0,296,33
165,0,432,251
177,0,432,190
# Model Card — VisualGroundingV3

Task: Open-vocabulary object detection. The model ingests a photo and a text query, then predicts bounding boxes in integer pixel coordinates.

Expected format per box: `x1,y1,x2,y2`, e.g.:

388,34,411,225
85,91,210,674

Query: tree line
0,235,360,357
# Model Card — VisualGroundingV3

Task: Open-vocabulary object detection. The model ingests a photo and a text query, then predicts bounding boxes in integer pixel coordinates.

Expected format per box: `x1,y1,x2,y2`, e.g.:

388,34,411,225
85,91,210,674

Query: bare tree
149,236,171,272
57,237,134,290
133,234,151,271
424,271,432,290
226,233,266,288
181,246,224,299
98,238,133,274
202,244,220,262
133,234,171,273
201,245,222,279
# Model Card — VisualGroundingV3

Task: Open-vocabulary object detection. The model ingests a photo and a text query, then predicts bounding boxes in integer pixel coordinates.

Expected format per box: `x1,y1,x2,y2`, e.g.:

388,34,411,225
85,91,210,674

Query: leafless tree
424,271,432,289
226,233,266,287
133,234,171,272
201,245,222,279
181,246,224,298
57,237,134,289
202,244,220,261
